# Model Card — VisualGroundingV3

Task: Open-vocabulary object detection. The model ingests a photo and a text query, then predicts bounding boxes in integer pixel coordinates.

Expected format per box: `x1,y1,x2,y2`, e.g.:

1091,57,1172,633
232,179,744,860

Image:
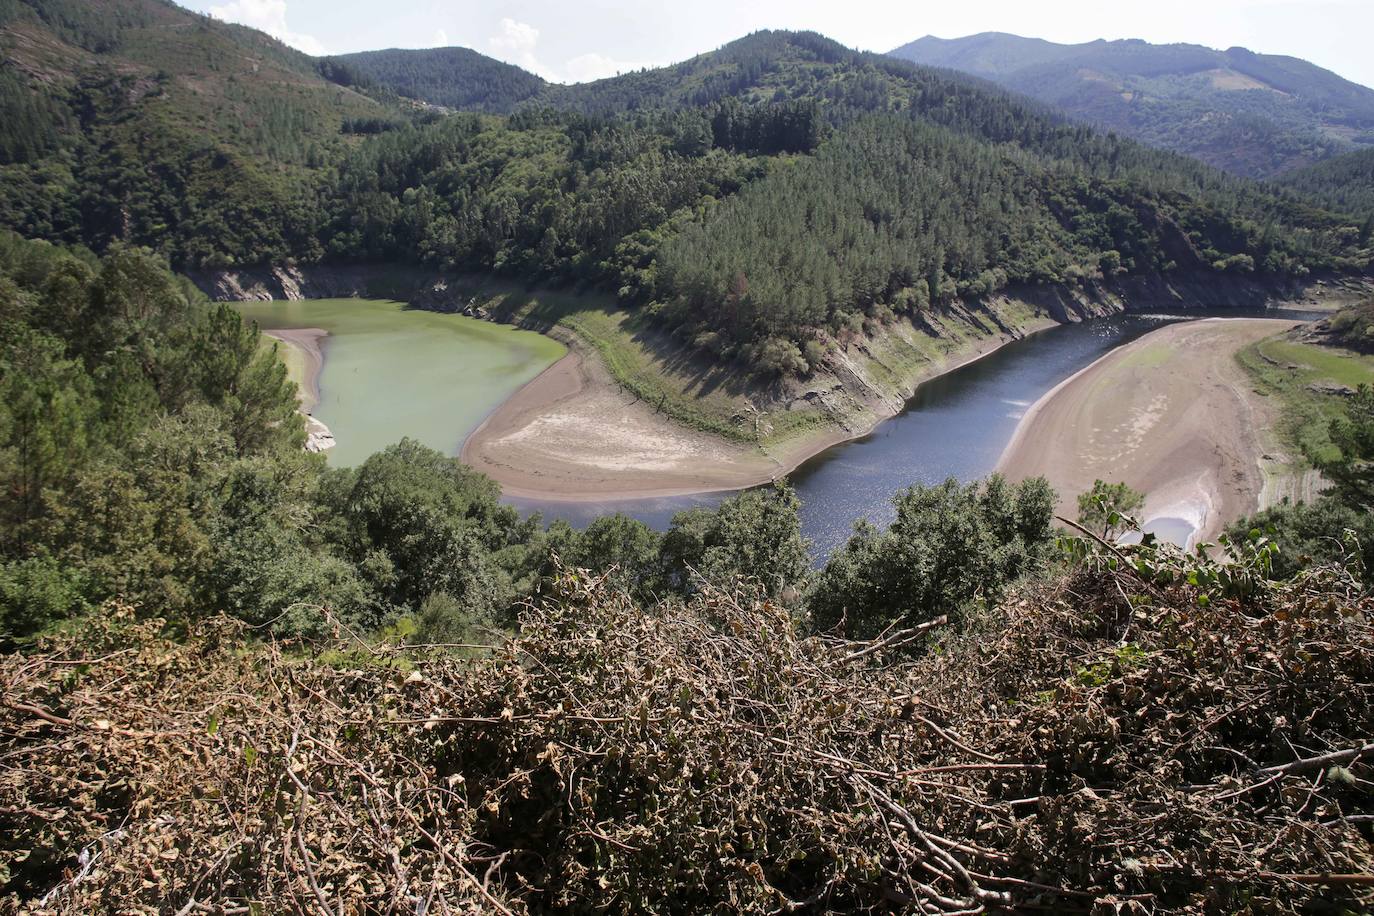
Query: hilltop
890,32,1374,178
329,45,546,113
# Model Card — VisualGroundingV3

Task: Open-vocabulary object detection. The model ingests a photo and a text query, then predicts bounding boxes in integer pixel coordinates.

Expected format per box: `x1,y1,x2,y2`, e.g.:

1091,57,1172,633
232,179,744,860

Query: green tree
0,556,86,640
657,482,808,599
810,476,1055,639
1320,384,1374,509
335,439,525,616
555,513,663,598
1077,479,1146,539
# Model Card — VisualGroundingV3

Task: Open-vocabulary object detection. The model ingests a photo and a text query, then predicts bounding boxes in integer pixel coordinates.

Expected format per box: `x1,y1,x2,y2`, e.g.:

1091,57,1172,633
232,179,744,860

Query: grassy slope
1237,333,1374,464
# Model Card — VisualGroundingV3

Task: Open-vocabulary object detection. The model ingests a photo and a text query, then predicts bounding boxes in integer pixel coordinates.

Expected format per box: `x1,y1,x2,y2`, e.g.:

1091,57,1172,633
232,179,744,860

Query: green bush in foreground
809,475,1055,638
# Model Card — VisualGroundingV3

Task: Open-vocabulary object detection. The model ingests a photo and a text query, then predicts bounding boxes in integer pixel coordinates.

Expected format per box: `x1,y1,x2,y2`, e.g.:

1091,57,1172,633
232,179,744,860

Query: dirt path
997,318,1298,547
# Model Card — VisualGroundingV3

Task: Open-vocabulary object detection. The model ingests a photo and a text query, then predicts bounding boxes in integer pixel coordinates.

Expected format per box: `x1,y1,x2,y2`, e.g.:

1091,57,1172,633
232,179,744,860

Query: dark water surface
509,308,1317,560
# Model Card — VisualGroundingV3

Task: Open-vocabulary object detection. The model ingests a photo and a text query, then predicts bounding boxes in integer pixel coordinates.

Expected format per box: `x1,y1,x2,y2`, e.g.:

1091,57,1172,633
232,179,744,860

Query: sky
182,0,1374,89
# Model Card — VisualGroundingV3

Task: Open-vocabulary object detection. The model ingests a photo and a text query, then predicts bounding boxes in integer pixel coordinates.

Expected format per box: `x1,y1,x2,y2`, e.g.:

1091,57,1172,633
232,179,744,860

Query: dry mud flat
998,317,1297,547
459,313,1056,501
460,351,783,500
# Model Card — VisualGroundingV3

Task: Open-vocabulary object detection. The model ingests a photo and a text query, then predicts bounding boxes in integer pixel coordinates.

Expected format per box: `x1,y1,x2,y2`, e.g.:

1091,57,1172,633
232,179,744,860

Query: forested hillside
329,46,547,113
891,32,1374,178
0,0,397,266
1278,147,1374,223
309,33,1369,372
2,5,1372,377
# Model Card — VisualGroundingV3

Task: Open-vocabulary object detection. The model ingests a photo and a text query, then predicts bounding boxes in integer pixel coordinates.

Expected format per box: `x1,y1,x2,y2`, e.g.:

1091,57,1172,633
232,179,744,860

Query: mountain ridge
2,2,1369,360
889,31,1374,178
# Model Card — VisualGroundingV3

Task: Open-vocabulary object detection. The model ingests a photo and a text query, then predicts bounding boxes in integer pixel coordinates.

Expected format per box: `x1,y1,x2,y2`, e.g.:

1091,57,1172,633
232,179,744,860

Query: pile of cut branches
2,557,1372,914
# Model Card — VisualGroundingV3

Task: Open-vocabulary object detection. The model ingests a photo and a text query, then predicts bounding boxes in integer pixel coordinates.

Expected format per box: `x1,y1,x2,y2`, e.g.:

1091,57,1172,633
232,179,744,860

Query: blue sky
181,0,1374,89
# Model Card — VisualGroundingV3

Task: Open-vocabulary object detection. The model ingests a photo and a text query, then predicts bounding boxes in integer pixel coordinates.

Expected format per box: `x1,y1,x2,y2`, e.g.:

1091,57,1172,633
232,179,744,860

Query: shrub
810,475,1055,638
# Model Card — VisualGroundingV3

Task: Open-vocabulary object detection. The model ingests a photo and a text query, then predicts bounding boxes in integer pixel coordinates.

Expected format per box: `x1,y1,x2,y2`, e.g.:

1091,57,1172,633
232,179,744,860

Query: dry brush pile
1,556,1372,914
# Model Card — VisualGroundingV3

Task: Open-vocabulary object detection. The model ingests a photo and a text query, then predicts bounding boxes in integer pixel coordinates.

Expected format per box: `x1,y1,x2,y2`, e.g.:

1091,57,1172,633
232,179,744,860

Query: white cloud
433,28,449,47
488,18,554,77
563,52,654,83
208,0,326,55
485,19,656,83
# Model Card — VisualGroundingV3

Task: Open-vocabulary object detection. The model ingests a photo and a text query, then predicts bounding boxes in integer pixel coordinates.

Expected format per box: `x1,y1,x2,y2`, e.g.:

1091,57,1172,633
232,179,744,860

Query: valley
4,1,1374,911
230,273,1356,559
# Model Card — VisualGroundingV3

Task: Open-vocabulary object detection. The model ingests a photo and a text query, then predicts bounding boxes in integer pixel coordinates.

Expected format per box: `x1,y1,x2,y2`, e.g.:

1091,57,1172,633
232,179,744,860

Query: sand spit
997,318,1297,547
460,351,783,501
264,327,327,410
263,327,334,452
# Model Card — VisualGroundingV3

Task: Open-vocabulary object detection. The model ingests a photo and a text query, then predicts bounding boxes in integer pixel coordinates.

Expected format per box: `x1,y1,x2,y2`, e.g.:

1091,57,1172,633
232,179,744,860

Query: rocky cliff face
196,263,1370,312
191,265,511,318
190,265,417,301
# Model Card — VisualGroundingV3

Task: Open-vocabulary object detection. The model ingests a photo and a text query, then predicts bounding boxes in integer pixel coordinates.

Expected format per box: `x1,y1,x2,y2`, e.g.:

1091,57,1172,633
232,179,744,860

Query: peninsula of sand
997,318,1301,547
459,349,783,500
459,311,1058,502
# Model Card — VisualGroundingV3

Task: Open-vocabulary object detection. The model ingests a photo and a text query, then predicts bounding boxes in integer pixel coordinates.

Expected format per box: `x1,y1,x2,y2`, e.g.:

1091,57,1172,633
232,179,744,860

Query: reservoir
232,299,566,468
509,307,1317,558
234,300,1314,559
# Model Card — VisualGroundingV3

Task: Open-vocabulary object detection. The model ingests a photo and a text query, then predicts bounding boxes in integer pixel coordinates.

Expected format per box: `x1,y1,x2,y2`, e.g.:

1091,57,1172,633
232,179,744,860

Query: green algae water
232,299,565,467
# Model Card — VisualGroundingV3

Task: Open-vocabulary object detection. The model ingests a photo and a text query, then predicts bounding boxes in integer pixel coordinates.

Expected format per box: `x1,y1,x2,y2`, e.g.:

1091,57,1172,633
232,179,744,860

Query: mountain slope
0,0,393,266
329,46,547,113
306,31,1368,372
1278,147,1374,223
1,9,1369,369
890,33,1374,178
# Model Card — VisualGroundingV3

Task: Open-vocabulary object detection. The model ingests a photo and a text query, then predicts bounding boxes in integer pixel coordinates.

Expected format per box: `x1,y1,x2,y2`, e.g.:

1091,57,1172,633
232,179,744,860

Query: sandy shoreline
264,327,327,412
461,317,1058,502
997,318,1297,546
460,350,784,501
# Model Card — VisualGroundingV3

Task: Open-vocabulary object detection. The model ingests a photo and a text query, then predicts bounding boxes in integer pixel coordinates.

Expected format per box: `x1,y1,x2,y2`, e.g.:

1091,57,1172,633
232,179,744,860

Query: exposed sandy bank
262,327,335,452
461,317,1057,501
997,318,1298,546
460,350,783,501
264,327,326,412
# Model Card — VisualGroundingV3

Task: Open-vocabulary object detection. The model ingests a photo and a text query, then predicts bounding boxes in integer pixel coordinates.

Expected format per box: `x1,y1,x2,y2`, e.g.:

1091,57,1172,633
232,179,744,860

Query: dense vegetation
1277,147,1374,223
4,188,1374,916
0,0,387,266
0,233,1057,649
314,33,1368,371
3,5,1372,375
329,46,547,113
891,32,1374,178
